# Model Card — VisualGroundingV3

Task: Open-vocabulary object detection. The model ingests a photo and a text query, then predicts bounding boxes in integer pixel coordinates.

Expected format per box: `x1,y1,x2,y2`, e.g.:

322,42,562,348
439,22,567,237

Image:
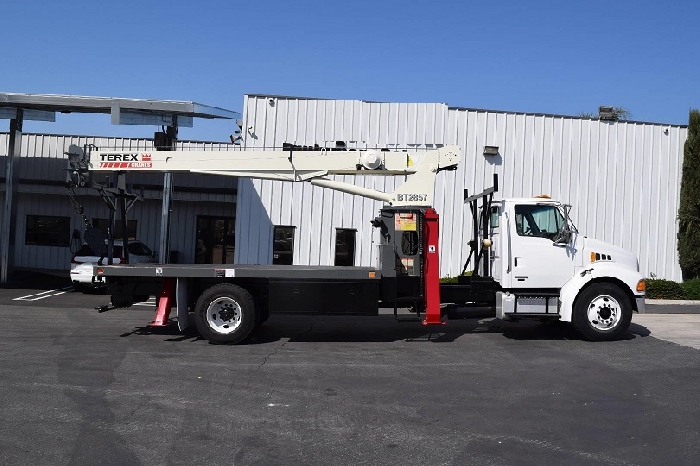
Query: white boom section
87,145,460,207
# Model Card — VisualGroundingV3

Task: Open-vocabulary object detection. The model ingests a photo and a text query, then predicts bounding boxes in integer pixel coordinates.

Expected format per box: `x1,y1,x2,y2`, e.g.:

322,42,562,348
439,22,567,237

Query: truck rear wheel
573,283,632,341
194,283,256,344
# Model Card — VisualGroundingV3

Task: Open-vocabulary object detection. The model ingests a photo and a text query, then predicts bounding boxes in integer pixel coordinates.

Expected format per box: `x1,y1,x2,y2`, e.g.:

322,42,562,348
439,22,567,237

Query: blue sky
2,0,698,142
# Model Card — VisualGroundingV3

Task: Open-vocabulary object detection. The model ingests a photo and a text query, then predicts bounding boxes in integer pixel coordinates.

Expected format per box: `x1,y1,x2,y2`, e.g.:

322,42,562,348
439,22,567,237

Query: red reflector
96,268,104,275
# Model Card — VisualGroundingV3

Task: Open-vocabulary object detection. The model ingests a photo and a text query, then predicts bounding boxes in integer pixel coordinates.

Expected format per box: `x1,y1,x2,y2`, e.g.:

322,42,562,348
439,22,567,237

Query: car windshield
127,242,152,256
75,244,95,256
75,244,122,258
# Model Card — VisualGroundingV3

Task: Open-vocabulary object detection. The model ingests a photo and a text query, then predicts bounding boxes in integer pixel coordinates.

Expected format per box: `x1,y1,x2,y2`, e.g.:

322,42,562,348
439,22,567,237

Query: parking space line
13,286,74,301
134,298,157,307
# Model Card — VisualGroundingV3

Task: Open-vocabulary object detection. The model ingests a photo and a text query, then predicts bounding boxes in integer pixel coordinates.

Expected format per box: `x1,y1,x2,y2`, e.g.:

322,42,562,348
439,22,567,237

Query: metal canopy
0,92,240,283
0,92,239,128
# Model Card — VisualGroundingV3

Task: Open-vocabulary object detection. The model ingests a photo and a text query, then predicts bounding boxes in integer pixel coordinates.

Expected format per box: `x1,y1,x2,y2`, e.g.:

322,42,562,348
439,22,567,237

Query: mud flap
177,278,190,331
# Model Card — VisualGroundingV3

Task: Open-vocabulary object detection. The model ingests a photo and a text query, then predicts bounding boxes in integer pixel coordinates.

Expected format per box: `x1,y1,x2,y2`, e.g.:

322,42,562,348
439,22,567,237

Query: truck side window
490,206,500,228
514,205,564,240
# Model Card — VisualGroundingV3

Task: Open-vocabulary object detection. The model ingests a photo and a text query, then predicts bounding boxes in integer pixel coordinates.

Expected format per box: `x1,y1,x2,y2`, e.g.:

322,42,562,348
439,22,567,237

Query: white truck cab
488,197,645,340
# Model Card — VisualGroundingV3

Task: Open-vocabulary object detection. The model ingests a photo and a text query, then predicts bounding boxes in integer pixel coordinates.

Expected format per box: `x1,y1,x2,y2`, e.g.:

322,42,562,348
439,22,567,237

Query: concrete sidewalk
633,313,700,349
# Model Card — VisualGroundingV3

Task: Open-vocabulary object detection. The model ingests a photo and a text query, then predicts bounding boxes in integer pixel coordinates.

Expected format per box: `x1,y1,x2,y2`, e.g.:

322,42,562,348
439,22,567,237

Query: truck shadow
120,324,203,342
249,316,651,344
501,320,649,341
628,322,651,337
120,315,652,345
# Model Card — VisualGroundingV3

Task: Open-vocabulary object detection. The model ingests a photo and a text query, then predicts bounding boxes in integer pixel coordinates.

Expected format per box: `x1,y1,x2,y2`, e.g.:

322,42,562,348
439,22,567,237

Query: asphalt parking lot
1,276,700,465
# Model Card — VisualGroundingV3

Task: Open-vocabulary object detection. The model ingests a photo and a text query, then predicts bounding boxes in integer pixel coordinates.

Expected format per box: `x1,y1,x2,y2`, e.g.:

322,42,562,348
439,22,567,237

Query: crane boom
69,145,460,207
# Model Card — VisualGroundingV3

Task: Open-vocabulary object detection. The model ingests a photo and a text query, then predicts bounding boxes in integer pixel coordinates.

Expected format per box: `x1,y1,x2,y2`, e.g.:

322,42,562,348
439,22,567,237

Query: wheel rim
206,297,242,334
587,294,621,331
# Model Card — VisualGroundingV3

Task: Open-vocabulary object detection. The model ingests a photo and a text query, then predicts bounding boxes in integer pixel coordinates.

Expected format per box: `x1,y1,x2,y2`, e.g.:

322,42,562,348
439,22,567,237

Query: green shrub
646,279,686,300
440,271,473,283
681,278,700,300
440,277,459,284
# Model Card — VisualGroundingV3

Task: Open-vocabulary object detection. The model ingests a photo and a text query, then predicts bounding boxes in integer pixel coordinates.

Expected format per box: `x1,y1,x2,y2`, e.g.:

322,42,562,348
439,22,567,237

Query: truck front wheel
573,283,632,341
194,283,256,344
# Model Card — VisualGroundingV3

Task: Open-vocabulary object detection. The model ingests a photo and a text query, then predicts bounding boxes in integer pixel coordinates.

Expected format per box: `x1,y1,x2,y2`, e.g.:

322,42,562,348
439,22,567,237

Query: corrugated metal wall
1,108,688,279
235,97,448,266
1,133,238,270
440,110,686,280
238,95,688,280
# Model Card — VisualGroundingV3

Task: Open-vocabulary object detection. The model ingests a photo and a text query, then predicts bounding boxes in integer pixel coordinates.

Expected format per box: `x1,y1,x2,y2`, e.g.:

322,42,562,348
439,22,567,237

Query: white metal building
235,95,688,281
0,95,689,281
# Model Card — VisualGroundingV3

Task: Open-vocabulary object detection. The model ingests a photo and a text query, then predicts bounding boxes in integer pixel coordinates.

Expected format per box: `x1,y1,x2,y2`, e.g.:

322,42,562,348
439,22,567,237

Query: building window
334,228,356,266
195,216,235,264
25,215,71,247
273,226,296,265
92,218,138,239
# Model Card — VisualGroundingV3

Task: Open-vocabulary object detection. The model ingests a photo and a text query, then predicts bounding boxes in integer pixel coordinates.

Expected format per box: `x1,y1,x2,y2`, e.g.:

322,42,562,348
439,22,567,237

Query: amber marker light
637,280,646,292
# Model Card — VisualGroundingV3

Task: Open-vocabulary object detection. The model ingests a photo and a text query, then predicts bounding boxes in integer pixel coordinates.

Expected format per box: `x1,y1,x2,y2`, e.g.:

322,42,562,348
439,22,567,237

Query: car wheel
73,283,91,293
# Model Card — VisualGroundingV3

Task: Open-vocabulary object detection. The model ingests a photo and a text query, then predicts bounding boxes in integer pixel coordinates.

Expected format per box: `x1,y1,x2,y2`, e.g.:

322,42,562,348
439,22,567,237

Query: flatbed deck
95,264,381,280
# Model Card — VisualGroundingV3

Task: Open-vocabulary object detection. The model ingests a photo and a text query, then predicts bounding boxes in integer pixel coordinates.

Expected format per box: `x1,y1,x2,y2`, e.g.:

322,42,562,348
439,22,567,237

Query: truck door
504,203,577,289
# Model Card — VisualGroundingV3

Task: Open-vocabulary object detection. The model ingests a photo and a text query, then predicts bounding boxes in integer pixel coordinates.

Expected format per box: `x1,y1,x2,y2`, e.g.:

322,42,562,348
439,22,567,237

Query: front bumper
635,296,645,314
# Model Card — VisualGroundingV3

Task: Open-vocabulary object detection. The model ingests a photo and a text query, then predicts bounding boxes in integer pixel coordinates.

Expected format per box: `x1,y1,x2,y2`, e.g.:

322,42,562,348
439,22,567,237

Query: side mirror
553,229,572,246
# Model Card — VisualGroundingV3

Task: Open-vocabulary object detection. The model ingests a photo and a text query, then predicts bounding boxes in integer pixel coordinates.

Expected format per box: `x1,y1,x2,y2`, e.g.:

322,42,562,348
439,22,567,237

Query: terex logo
97,152,153,169
100,153,139,161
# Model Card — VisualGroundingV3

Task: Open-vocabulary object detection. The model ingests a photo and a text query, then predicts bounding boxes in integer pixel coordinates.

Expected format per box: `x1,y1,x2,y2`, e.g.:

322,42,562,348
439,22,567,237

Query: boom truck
65,143,645,344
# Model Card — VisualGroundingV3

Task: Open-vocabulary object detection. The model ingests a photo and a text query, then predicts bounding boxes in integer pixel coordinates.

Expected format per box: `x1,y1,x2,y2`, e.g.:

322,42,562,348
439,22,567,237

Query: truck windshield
514,205,565,240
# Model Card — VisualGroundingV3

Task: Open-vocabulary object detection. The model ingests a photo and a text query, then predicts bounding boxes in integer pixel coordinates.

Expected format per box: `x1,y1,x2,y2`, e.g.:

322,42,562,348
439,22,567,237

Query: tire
73,283,90,293
193,283,257,344
74,283,104,294
573,283,632,341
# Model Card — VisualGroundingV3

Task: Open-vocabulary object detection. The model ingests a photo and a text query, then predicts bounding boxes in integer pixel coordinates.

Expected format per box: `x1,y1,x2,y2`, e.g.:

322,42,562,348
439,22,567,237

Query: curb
646,299,700,306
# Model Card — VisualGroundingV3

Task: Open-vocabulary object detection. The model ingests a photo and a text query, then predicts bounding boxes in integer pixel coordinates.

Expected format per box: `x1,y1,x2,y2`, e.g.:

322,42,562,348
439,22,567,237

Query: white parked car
70,240,157,291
